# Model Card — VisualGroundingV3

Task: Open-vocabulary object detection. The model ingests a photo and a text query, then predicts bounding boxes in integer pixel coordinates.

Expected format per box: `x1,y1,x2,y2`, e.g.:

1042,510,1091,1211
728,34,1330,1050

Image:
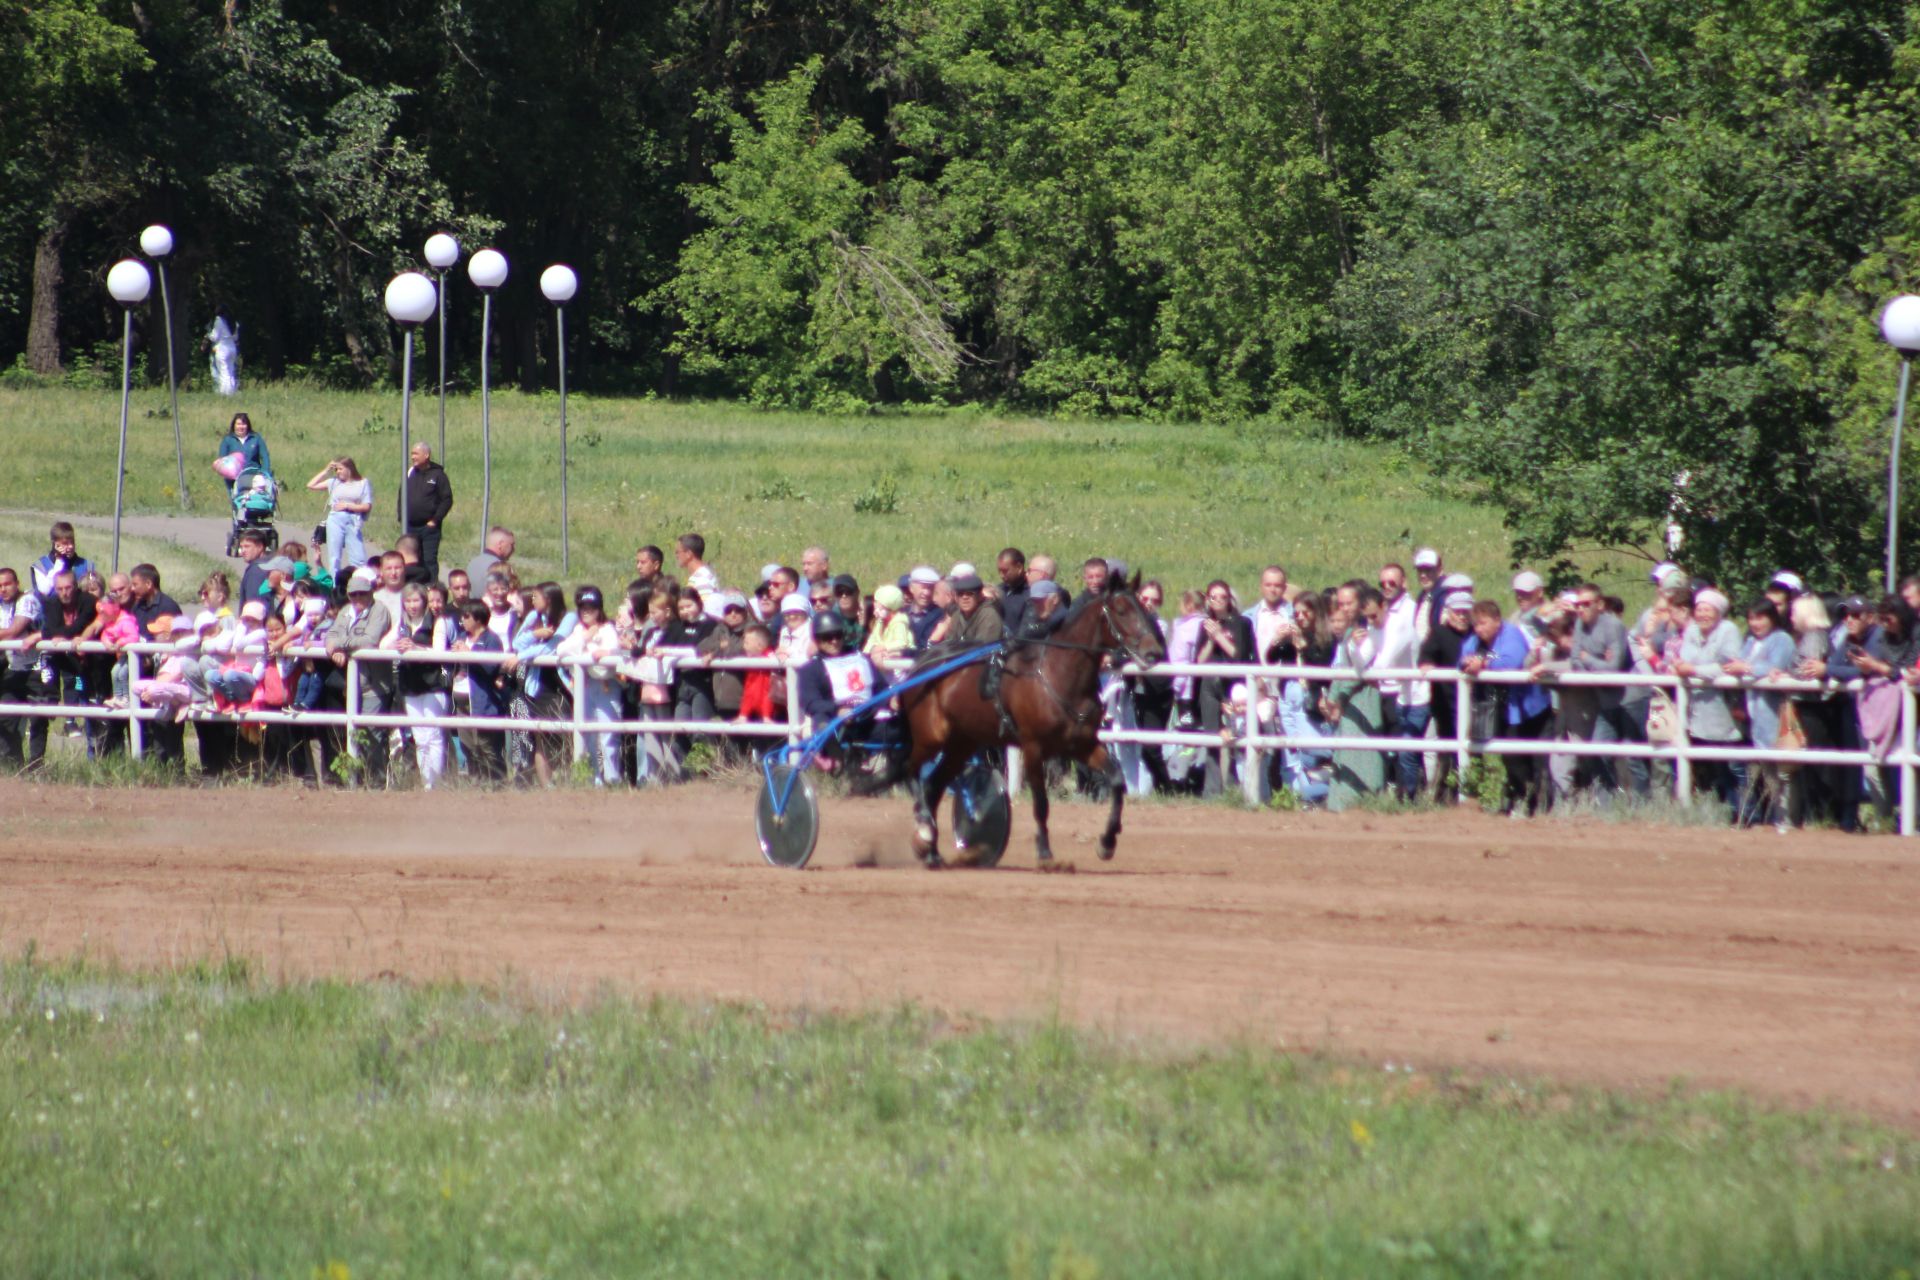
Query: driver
980,578,1068,734
795,610,894,770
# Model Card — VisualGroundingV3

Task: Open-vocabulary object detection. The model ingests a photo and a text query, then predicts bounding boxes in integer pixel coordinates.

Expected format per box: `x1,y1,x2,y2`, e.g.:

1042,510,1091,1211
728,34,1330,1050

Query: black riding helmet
810,609,848,641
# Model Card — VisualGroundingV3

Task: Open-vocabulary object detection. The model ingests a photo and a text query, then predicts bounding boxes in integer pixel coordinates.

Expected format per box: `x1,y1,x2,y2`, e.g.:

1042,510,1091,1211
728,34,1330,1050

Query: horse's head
1100,572,1166,668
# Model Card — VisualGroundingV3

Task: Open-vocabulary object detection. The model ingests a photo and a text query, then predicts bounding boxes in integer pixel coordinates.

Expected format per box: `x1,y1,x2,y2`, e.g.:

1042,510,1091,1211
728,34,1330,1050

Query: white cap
194,611,221,631
1658,565,1689,589
780,592,812,616
1512,570,1545,594
1439,572,1473,591
169,615,196,634
347,567,379,593
240,601,268,622
908,565,941,586
949,562,977,581
1443,591,1475,613
1413,547,1441,569
759,563,782,583
1650,560,1679,585
1770,570,1804,592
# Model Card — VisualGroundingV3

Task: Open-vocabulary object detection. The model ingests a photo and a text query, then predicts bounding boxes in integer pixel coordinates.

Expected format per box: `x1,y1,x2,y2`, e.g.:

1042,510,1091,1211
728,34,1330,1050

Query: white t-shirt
0,594,42,668
1371,593,1419,700
328,477,372,521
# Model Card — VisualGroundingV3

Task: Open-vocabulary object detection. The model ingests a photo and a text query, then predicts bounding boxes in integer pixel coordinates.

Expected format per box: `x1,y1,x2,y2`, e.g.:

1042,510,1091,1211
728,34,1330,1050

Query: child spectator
736,624,777,724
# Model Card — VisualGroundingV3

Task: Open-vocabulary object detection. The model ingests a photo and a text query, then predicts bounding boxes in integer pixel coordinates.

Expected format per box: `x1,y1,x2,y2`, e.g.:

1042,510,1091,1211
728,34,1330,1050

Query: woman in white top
306,456,372,579
554,586,625,787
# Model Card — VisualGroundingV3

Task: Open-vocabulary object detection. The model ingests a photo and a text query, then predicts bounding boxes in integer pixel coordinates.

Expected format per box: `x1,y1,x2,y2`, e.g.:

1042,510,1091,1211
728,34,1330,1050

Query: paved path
0,509,234,566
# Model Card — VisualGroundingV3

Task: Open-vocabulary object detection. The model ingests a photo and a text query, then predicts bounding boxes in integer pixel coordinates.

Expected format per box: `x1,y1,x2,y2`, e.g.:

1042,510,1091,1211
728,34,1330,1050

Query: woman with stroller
305,457,372,580
215,413,270,497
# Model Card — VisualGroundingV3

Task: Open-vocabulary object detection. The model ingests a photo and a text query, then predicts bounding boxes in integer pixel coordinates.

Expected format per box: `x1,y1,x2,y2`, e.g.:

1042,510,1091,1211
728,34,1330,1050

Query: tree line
4,0,1920,587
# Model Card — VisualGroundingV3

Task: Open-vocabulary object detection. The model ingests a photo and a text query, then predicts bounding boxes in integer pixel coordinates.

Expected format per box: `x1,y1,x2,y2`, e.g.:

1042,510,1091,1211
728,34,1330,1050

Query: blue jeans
1396,702,1431,798
325,511,368,579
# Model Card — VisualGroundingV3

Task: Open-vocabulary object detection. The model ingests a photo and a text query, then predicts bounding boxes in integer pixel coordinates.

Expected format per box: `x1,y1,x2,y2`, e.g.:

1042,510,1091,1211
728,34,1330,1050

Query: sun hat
780,591,812,617
874,584,906,611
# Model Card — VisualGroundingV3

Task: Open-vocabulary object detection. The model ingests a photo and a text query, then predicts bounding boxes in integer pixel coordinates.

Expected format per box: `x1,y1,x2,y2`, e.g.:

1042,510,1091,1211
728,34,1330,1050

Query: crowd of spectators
0,517,1912,831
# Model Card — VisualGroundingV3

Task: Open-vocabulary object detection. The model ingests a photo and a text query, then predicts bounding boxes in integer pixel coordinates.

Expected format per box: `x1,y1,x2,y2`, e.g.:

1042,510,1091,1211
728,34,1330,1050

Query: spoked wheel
950,760,1011,868
756,762,820,869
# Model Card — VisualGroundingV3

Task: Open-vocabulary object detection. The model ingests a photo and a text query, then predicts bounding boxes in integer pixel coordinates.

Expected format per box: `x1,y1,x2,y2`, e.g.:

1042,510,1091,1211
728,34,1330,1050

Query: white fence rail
0,640,1909,833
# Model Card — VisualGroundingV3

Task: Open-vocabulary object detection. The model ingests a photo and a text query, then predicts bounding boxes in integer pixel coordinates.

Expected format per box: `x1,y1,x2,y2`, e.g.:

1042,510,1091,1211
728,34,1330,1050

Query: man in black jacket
400,443,453,580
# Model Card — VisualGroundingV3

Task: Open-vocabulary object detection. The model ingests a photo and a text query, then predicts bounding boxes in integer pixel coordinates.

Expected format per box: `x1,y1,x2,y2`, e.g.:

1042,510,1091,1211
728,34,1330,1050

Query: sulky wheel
756,763,820,869
950,761,1011,868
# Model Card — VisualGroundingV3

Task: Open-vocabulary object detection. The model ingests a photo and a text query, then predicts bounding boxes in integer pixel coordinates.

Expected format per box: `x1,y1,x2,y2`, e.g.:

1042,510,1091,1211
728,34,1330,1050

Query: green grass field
0,385,1647,602
2,955,1914,1278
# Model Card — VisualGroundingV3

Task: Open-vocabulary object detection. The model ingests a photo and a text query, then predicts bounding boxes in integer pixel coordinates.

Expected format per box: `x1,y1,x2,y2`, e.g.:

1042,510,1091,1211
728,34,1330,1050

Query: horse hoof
1097,837,1117,861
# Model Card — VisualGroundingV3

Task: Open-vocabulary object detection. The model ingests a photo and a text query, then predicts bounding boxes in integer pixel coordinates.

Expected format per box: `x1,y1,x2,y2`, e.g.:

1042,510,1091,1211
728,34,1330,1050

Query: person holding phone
306,457,371,579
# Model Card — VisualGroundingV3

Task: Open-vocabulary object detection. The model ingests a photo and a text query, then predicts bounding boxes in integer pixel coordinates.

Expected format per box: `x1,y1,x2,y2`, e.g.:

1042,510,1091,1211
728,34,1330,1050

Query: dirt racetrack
2,777,1917,1123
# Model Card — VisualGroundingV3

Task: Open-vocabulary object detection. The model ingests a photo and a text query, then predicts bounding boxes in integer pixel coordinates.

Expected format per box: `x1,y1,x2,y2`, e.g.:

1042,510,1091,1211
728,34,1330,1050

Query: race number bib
824,654,874,707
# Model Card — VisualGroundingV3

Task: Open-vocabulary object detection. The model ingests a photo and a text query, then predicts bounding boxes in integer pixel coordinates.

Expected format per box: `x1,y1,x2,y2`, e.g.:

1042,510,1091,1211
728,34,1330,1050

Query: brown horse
895,573,1166,867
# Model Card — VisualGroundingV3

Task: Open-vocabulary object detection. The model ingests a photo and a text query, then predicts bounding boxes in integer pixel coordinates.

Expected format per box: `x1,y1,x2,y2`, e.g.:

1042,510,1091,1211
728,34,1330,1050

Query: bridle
1020,594,1163,668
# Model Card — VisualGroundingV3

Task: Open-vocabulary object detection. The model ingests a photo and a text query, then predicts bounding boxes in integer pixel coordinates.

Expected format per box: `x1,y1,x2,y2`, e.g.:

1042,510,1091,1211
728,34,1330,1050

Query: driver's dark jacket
796,651,892,724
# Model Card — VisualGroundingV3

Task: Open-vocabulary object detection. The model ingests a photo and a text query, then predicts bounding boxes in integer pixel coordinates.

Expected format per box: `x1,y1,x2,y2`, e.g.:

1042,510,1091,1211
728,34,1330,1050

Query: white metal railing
0,640,1908,833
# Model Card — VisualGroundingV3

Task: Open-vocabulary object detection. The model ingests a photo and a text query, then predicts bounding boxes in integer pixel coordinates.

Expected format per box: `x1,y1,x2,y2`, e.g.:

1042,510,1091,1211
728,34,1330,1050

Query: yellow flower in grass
312,1261,350,1280
1350,1119,1374,1150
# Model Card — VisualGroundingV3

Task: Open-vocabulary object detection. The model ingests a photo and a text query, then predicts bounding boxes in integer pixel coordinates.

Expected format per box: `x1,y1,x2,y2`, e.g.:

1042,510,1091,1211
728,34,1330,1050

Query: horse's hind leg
1024,748,1053,863
1087,743,1124,860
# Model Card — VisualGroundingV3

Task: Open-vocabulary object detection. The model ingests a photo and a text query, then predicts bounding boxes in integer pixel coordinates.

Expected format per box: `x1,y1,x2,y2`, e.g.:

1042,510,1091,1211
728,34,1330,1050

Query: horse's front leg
1088,743,1124,860
1024,748,1053,863
909,746,942,865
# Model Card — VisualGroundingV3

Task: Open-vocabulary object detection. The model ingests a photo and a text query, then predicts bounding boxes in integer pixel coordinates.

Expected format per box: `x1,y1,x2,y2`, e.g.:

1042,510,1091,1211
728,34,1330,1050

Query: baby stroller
225,466,280,556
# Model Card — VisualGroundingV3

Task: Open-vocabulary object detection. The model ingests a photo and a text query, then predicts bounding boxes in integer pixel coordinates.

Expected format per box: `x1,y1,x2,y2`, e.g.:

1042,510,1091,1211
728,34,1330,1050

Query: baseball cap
1512,570,1545,594
1443,591,1475,613
831,573,859,595
1029,580,1066,600
1649,560,1679,585
576,587,603,608
1840,595,1872,617
1439,572,1474,591
719,592,749,614
168,615,195,635
1413,547,1441,569
780,591,812,616
951,572,984,593
1657,565,1689,590
1770,570,1805,593
909,565,941,586
240,601,268,621
347,567,378,593
759,563,782,583
948,562,978,581
194,611,221,631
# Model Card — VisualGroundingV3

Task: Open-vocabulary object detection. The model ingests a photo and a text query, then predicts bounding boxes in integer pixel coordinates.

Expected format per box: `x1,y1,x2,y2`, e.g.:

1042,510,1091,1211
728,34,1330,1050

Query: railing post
345,655,360,765
569,655,587,764
1453,672,1470,799
1673,680,1692,805
785,660,804,748
1901,683,1916,837
1241,726,1262,808
127,647,143,761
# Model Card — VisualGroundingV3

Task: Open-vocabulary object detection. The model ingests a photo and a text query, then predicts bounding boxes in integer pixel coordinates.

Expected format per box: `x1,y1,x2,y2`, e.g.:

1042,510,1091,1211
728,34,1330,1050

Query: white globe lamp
540,264,578,304
107,259,151,307
468,248,508,291
139,225,174,258
424,233,460,270
1880,294,1920,592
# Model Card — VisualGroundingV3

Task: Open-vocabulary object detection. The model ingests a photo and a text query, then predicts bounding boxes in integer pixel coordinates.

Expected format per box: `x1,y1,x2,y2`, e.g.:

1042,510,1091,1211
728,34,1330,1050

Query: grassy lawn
2,957,1914,1278
0,385,1650,601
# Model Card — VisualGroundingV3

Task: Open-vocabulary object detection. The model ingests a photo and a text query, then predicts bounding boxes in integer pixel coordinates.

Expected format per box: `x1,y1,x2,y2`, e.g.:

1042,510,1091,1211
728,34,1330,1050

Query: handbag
1774,699,1807,775
1469,685,1506,742
1645,689,1679,744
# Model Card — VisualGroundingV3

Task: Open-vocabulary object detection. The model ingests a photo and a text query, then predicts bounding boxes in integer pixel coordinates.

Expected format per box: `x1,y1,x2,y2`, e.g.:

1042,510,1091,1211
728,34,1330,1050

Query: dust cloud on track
2,778,1915,1123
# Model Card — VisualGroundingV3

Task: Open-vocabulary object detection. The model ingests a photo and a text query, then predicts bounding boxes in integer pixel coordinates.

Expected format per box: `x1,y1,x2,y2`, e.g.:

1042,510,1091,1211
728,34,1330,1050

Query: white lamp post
424,233,460,462
540,264,578,575
383,271,438,536
1880,295,1920,592
467,248,508,546
106,259,152,574
139,224,189,512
